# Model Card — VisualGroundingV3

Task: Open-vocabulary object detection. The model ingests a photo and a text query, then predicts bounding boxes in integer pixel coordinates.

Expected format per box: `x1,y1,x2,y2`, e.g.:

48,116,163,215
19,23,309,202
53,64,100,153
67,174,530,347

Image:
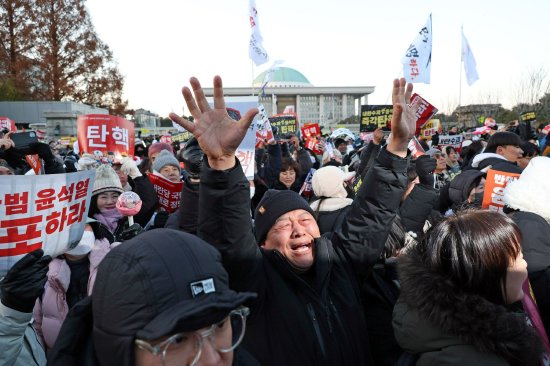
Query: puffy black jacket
198,147,408,366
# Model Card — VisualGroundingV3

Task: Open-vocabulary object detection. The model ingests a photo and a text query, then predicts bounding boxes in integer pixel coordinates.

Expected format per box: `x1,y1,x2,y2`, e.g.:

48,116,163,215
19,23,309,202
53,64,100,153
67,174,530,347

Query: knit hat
93,164,123,196
312,166,348,199
92,229,256,365
152,149,180,173
148,142,173,159
425,148,442,158
254,189,315,244
504,156,550,221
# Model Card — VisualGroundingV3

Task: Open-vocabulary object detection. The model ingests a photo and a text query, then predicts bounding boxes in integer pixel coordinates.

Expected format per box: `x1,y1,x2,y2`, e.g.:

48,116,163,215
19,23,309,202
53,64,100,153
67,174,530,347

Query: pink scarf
94,208,123,233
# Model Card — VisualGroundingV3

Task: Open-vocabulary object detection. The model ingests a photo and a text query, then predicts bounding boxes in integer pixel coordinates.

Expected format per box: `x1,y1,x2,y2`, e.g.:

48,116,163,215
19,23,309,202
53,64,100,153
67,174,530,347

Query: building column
342,94,347,119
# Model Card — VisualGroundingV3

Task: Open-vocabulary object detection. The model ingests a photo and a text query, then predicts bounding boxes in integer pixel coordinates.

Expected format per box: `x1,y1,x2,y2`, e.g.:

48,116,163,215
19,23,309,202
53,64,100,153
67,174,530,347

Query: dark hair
383,216,406,259
444,146,456,156
333,138,346,148
461,140,484,162
485,132,522,154
415,210,521,305
520,141,540,158
88,195,100,218
280,158,300,176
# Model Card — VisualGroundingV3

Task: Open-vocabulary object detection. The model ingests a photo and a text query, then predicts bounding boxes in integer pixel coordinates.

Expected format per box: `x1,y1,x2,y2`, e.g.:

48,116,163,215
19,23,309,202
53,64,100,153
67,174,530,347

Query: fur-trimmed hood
394,248,542,366
471,152,507,168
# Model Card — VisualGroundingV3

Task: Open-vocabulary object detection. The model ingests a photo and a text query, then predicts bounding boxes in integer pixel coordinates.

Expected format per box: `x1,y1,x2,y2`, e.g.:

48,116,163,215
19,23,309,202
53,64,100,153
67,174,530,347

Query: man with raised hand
170,77,414,366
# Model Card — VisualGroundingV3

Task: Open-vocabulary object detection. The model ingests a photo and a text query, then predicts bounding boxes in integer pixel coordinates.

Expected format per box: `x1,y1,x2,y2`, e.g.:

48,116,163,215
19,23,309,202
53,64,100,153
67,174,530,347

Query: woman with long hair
393,210,543,365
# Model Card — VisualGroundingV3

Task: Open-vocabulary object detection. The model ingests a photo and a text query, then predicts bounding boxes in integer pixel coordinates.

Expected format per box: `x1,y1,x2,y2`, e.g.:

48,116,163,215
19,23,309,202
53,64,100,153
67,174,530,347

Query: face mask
250,187,256,199
66,230,95,256
472,192,484,207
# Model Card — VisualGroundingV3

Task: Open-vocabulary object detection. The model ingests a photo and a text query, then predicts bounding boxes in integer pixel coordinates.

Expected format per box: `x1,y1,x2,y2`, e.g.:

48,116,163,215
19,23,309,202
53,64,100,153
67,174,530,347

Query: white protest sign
0,170,95,276
438,134,464,150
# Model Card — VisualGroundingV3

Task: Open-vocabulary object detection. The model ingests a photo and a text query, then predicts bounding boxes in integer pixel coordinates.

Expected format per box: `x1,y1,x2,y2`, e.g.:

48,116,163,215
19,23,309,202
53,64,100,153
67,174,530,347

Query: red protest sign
147,173,183,213
160,135,172,144
77,114,135,158
0,117,16,132
301,123,320,139
305,137,323,155
25,155,42,175
408,136,425,158
482,169,521,212
410,93,438,135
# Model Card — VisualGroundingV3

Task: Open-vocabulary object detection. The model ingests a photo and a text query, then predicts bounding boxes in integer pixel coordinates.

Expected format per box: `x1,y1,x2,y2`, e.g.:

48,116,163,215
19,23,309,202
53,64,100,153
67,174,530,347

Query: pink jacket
32,238,110,351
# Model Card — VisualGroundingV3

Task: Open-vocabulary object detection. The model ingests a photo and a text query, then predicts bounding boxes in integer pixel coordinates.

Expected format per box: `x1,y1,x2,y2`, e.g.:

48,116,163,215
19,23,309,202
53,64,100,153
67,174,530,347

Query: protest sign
299,168,316,198
0,117,16,132
0,170,95,276
420,119,442,140
256,104,275,147
207,96,258,180
172,131,193,142
304,137,323,155
160,135,173,144
147,173,183,213
77,114,135,158
542,125,550,135
481,169,521,212
408,136,425,158
301,123,320,139
520,111,536,123
25,154,43,175
438,134,464,152
410,93,438,134
360,105,393,131
269,113,298,137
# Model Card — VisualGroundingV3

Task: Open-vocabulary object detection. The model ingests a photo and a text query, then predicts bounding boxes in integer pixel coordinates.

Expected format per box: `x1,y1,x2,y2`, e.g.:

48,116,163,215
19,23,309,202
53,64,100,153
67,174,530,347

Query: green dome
253,67,312,87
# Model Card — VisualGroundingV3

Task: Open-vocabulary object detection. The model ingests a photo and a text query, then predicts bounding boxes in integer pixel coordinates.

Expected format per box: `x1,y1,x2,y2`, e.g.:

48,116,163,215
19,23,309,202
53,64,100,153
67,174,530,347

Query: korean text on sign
269,114,298,137
147,173,183,213
360,105,393,131
481,169,520,213
0,170,96,276
77,114,135,157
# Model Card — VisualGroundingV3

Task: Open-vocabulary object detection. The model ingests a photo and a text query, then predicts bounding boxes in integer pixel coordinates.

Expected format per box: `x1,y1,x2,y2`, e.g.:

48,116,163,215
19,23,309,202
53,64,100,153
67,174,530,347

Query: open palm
169,76,258,162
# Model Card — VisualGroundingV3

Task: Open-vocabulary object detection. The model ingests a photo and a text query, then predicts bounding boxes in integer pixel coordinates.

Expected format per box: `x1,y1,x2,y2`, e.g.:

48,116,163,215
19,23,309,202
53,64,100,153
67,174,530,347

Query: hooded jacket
393,248,542,366
198,147,408,366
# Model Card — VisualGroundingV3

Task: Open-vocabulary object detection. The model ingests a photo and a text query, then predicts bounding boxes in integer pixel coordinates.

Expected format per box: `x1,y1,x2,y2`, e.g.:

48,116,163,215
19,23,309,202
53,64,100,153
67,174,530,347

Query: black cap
92,229,256,365
254,189,315,244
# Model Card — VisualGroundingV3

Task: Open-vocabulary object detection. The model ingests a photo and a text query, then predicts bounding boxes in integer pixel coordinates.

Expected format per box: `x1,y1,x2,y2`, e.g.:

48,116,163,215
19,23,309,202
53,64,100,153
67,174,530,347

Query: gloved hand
0,249,52,313
120,157,142,179
181,137,203,179
415,155,437,187
115,223,144,242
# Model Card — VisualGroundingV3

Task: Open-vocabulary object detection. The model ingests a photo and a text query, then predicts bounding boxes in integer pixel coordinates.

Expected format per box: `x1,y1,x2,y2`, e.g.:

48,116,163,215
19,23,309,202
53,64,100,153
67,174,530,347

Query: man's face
263,209,320,271
337,142,347,154
497,145,524,163
433,153,447,171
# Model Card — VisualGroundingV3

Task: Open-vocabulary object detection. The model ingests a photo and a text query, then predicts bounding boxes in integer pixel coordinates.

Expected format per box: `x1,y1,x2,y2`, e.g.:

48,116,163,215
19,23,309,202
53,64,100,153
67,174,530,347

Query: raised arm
333,78,415,275
170,76,262,291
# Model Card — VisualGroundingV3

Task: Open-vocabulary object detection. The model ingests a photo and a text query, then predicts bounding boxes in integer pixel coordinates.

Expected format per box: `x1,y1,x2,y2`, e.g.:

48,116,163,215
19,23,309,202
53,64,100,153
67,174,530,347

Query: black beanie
254,189,315,244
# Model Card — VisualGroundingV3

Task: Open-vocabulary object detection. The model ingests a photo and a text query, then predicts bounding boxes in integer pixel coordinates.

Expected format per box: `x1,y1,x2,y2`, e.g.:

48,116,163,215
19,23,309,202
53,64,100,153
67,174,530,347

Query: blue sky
86,0,550,116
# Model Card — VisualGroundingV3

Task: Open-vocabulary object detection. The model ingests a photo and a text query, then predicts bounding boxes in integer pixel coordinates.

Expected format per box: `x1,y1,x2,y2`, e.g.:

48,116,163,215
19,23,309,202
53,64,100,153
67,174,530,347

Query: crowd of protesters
0,75,550,366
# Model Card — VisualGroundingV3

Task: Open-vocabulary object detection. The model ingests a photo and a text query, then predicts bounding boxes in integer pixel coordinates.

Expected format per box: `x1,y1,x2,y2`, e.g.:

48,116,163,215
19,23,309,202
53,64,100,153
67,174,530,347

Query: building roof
253,67,312,87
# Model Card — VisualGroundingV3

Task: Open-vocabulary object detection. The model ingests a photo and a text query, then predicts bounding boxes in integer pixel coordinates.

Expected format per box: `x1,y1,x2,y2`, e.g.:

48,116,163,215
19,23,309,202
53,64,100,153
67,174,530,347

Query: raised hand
387,78,416,157
169,76,258,170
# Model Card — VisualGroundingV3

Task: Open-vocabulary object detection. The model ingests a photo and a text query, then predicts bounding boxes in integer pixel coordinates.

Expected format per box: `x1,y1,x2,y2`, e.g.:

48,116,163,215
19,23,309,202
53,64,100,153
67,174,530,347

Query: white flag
248,0,269,66
262,59,284,86
402,14,432,84
461,28,479,86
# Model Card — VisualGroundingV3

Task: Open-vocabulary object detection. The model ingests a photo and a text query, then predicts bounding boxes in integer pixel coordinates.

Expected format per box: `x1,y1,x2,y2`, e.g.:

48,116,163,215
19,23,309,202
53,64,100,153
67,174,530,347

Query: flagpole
458,26,463,130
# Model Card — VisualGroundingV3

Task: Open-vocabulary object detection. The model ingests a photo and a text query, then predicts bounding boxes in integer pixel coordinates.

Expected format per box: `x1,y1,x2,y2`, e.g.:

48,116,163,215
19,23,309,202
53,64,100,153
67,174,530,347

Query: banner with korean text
269,113,298,137
77,114,135,158
410,93,438,134
0,117,16,132
482,169,521,212
438,134,464,152
147,173,183,213
420,119,442,140
360,105,393,131
0,170,95,276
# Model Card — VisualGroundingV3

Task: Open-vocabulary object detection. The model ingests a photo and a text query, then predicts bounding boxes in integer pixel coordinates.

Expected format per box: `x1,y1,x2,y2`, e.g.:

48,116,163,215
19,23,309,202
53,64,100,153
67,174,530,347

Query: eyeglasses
135,306,250,366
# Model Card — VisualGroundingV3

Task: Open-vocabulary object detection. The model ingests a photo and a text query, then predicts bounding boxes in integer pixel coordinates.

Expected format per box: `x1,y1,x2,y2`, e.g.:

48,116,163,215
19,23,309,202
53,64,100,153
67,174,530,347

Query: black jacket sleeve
198,159,263,293
265,143,282,188
129,175,158,227
358,141,382,179
171,179,200,234
333,147,408,276
399,184,437,236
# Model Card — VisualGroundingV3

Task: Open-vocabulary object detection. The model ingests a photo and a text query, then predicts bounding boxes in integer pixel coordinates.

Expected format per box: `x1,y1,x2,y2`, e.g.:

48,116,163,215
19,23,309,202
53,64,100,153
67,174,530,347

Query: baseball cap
92,229,256,364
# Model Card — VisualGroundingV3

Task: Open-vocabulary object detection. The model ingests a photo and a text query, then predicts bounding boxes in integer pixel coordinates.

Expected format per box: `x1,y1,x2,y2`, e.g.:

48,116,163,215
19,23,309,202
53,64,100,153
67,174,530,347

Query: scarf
94,208,123,233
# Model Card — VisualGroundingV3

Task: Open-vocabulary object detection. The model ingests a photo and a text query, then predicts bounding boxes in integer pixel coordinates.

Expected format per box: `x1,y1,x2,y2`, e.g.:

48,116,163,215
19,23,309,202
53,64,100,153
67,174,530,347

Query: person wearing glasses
47,229,258,366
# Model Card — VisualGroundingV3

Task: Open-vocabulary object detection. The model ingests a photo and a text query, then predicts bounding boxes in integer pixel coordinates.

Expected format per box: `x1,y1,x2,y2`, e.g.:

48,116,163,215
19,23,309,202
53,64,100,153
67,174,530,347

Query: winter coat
261,143,283,188
32,238,110,351
399,184,438,237
393,247,542,366
127,175,158,227
198,147,409,366
0,302,47,366
510,211,550,336
164,178,200,234
471,152,522,174
310,200,351,235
